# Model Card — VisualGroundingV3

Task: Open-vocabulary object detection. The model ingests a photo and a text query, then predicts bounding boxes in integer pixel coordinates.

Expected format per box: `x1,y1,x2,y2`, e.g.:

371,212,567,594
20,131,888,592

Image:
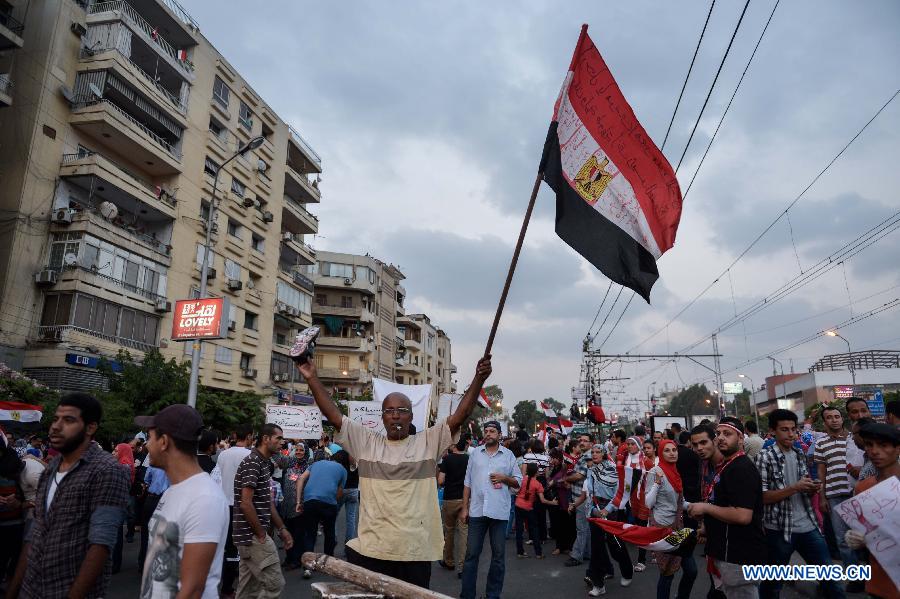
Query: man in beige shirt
296,355,491,588
744,419,764,460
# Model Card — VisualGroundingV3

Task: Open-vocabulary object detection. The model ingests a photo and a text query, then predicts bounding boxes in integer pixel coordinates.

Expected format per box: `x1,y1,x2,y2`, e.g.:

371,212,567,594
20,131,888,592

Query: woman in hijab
623,436,653,570
280,442,309,570
645,439,697,599
0,433,25,583
112,442,135,574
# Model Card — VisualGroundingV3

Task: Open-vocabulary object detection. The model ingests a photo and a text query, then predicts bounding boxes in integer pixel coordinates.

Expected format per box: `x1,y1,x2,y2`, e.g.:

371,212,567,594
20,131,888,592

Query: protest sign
837,476,900,589
348,401,385,436
436,393,462,421
373,378,431,431
265,404,323,439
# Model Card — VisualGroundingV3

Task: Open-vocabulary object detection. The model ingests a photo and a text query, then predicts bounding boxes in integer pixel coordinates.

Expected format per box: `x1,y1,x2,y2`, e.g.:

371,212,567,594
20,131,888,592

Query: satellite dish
59,85,76,104
63,253,78,268
99,201,118,220
257,159,267,172
89,83,103,99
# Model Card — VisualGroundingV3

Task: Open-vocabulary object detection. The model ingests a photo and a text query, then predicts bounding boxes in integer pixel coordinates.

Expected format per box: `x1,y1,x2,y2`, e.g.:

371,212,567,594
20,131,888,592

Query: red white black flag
589,519,695,553
540,25,683,302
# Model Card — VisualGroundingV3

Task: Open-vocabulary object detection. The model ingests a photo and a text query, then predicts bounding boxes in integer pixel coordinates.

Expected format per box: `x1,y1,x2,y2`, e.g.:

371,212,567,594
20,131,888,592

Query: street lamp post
826,330,855,385
187,136,266,408
738,373,758,432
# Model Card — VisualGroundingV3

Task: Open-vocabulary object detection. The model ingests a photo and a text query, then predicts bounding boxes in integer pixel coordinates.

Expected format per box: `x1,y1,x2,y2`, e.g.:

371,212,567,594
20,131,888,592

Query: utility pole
712,333,725,417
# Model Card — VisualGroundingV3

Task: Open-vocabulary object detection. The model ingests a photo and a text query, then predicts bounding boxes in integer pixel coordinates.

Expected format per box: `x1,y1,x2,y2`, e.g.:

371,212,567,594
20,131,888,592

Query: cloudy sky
186,1,900,418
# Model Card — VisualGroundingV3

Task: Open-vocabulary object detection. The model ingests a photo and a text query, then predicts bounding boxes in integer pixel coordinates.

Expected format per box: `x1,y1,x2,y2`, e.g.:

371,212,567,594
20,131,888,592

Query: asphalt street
106,515,835,598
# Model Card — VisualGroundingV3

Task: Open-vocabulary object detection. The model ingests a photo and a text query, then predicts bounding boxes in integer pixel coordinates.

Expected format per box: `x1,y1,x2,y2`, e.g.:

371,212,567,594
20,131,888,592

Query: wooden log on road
301,552,456,599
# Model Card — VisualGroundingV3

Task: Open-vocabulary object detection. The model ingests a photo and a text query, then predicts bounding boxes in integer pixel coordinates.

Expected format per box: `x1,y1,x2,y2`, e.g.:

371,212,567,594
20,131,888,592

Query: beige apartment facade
0,0,321,399
397,313,457,417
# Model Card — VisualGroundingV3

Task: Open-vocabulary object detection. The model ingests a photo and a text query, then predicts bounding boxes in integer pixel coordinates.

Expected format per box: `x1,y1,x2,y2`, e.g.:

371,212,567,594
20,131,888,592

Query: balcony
60,151,177,218
314,274,376,296
52,264,166,303
0,73,10,107
395,359,419,375
37,324,157,353
313,304,362,319
317,367,370,383
87,1,195,80
53,208,172,262
287,125,322,173
284,166,321,204
70,99,182,175
404,337,422,353
280,233,315,265
317,336,371,351
0,9,24,50
282,195,318,234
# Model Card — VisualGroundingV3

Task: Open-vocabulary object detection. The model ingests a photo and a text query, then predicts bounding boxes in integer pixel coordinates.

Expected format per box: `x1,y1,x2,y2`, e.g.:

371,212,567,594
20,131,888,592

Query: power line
598,291,636,350
629,87,900,354
586,280,613,338
675,0,752,173
661,0,717,151
682,0,780,201
592,285,623,341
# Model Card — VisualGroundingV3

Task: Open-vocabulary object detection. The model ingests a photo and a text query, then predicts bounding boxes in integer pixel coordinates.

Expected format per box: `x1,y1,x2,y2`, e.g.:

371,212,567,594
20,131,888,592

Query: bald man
297,355,491,588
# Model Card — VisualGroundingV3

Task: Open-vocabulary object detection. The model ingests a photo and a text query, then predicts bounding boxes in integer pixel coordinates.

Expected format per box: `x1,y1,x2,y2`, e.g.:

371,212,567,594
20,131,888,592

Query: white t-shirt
140,472,228,599
215,446,251,506
46,469,68,511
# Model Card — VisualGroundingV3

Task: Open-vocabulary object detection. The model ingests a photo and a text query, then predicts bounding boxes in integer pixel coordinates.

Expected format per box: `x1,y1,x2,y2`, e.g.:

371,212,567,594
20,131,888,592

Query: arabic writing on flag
590,519,696,554
540,25,683,302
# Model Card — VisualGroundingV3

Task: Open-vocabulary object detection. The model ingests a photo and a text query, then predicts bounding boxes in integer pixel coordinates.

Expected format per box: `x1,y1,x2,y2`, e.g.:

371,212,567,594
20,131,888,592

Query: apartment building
0,0,321,398
396,313,457,416
309,251,405,397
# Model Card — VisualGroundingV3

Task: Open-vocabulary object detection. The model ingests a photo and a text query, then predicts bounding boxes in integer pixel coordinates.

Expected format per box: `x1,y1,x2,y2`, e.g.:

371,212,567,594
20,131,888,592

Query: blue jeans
760,528,846,599
656,553,698,599
461,517,507,599
506,501,515,537
339,488,359,543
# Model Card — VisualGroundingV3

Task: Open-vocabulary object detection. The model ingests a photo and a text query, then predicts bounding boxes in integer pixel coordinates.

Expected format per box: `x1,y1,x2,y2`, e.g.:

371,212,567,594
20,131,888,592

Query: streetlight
826,330,855,385
738,373,758,432
187,136,266,407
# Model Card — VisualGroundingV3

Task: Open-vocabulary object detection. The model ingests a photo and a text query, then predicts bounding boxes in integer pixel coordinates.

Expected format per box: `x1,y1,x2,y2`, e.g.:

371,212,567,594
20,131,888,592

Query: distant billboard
171,298,228,340
723,382,744,394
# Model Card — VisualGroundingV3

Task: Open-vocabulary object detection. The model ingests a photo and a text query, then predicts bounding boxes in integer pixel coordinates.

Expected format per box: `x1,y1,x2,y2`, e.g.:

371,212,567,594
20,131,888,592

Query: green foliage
0,363,61,430
512,400,541,433
667,384,714,418
729,390,751,420
543,397,566,414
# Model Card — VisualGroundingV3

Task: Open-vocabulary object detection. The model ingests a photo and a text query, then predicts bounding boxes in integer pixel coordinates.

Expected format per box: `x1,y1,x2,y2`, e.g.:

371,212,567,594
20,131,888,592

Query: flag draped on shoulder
540,25,683,302
589,519,696,554
609,465,642,510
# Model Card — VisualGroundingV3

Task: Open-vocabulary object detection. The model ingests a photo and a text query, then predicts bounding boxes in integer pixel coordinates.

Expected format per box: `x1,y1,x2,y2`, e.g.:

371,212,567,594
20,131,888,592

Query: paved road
108,516,835,598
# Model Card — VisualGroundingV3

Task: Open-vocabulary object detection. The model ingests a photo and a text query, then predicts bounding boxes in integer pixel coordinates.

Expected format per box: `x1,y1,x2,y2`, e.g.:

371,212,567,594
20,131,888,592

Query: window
239,101,253,130
48,232,83,269
240,353,253,370
224,258,241,281
315,294,327,306
261,122,274,142
40,294,73,326
355,266,376,284
314,353,324,369
276,281,311,314
257,158,270,180
339,356,350,372
244,311,258,331
227,219,242,239
231,178,246,197
196,243,216,269
341,296,353,308
274,331,287,345
319,261,354,279
204,157,219,178
214,345,232,364
251,233,264,253
212,76,230,108
271,353,291,378
200,200,211,221
208,118,225,140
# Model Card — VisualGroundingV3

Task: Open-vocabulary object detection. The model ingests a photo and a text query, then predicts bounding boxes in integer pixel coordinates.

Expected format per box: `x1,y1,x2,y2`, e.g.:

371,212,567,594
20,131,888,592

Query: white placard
837,477,900,589
436,393,463,422
265,404,323,439
348,401,385,436
373,378,431,431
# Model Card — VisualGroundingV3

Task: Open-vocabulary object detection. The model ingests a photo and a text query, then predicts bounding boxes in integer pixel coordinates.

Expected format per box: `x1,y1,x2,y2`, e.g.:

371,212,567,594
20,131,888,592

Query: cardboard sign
837,476,900,589
265,404,323,439
171,298,228,340
348,401,385,436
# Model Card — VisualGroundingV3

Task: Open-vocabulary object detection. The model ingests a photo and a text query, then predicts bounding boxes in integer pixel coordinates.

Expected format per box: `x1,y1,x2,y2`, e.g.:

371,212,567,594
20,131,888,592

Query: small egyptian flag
609,465,643,510
478,389,492,410
590,519,697,554
540,401,558,418
540,25,683,302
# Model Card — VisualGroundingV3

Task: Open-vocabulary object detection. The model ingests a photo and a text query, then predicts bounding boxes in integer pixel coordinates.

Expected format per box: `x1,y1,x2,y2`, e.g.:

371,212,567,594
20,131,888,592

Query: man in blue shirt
138,461,170,571
460,420,522,599
295,449,347,577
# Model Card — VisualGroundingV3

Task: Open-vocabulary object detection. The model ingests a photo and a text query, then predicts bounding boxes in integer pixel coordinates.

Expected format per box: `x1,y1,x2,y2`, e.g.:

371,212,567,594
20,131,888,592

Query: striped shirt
813,433,853,498
232,449,272,546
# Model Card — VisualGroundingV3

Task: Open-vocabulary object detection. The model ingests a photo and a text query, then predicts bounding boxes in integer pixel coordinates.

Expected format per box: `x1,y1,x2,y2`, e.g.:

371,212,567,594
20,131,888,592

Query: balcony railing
37,325,157,352
65,208,172,256
60,151,177,208
158,0,200,31
80,46,187,113
0,11,24,34
88,1,194,76
284,194,319,223
288,125,322,169
317,367,368,382
72,98,182,160
52,265,167,302
0,74,11,95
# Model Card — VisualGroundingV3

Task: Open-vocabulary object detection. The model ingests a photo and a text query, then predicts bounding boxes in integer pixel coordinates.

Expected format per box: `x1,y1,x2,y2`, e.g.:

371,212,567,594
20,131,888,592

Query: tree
729,390,751,420
512,401,541,433
667,384,714,420
543,397,566,415
482,384,504,416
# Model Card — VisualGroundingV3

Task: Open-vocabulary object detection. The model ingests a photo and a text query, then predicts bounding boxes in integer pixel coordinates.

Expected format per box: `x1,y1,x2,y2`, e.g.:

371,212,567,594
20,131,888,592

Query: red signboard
171,298,227,340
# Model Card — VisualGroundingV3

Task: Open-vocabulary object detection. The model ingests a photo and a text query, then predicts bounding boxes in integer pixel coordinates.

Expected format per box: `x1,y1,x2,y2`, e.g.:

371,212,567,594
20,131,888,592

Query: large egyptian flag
590,519,696,554
540,25,683,302
0,400,43,434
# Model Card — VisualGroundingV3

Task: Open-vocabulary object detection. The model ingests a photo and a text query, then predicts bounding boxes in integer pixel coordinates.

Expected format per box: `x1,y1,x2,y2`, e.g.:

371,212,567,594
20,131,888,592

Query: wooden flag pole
483,171,543,357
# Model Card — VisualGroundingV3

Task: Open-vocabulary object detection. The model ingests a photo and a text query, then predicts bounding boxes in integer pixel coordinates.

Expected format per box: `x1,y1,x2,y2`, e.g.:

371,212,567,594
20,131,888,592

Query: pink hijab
115,443,135,483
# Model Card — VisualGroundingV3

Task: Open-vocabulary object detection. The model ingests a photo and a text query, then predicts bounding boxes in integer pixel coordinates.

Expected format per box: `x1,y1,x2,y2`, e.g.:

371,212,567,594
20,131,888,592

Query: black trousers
550,507,576,551
138,492,161,571
346,546,432,589
587,522,633,584
302,500,338,556
220,505,238,594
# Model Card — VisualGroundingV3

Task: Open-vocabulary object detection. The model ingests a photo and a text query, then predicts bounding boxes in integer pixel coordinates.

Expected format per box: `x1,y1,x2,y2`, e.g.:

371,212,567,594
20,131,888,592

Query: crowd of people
0,357,897,599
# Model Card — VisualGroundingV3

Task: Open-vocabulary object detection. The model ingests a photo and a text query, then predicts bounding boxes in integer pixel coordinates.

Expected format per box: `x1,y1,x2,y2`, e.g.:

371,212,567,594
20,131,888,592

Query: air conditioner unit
228,279,243,291
242,197,255,208
228,320,237,331
343,278,352,286
277,303,290,314
206,267,217,280
289,307,299,317
70,22,87,37
262,211,274,223
154,299,171,313
243,368,257,379
52,208,74,225
281,232,293,242
35,270,59,286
